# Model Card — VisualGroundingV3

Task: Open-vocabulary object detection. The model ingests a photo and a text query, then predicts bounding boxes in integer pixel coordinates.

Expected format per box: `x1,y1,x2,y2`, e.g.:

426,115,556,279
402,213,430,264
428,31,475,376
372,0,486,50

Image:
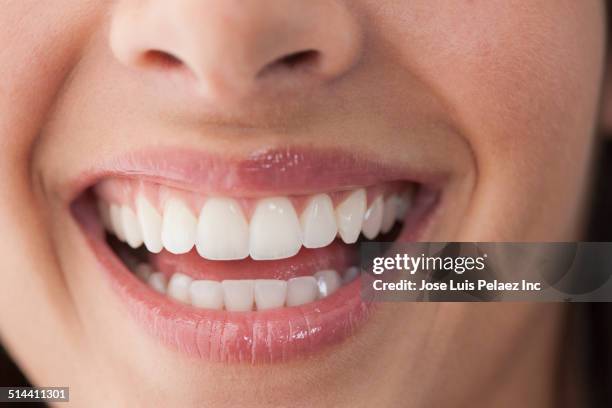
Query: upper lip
66,146,447,202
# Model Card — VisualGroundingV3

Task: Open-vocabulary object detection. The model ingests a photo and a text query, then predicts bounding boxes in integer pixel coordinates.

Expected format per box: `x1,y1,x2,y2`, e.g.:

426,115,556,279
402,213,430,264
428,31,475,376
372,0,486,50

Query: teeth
97,200,112,230
121,205,143,249
286,276,319,307
342,266,360,284
136,194,163,253
300,194,338,249
161,198,197,254
335,189,366,244
196,198,249,260
121,251,140,270
314,270,342,298
190,280,224,310
167,272,193,304
147,272,167,294
362,196,384,240
396,190,413,221
380,195,399,234
110,204,126,241
136,268,359,309
101,185,413,260
134,263,152,281
254,280,288,310
222,280,255,311
249,197,302,260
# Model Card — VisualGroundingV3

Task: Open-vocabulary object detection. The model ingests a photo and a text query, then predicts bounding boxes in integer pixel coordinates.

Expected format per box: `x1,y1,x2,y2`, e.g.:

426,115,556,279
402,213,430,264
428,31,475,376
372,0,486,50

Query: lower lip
74,195,373,364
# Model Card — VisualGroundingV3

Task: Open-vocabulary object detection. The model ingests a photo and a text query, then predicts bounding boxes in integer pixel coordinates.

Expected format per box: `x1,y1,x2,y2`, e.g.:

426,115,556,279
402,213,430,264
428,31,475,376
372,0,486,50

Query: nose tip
109,0,362,101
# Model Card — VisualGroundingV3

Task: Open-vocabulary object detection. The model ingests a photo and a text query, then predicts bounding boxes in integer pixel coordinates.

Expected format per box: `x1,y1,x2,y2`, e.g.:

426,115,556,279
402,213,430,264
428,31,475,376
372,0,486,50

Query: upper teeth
98,186,413,260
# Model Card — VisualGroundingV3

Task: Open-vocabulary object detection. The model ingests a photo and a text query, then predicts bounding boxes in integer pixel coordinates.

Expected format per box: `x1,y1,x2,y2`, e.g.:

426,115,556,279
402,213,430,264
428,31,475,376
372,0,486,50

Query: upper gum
94,178,410,218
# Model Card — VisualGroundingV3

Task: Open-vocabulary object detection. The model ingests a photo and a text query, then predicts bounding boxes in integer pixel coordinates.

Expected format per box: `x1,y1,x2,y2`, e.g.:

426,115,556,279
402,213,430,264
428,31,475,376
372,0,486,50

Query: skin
0,1,607,406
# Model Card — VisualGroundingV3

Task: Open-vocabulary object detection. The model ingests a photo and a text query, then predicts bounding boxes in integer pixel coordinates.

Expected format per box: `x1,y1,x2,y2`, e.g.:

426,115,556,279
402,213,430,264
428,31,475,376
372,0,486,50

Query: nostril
139,50,185,71
257,49,320,78
279,50,319,69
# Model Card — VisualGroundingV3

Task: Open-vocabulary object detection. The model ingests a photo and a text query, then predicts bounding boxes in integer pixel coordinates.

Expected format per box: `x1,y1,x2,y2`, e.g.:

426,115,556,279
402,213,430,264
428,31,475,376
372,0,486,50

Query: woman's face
0,1,605,406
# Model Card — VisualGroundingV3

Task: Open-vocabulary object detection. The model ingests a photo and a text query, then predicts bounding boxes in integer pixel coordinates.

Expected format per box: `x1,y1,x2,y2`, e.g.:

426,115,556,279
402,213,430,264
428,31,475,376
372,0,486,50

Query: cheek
439,1,603,162
0,2,107,382
368,0,605,238
0,2,100,159
0,2,105,271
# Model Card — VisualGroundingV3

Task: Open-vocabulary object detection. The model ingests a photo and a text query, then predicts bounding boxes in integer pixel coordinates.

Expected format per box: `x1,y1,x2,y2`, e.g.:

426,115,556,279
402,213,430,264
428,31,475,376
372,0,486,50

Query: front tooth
362,196,384,239
121,205,143,248
380,195,399,234
110,204,126,241
136,194,163,253
249,197,302,260
167,273,193,304
190,280,224,310
196,198,249,260
254,280,287,310
300,194,337,249
314,270,342,298
222,280,255,311
286,276,318,307
335,189,366,244
161,198,197,254
147,272,167,294
97,200,112,230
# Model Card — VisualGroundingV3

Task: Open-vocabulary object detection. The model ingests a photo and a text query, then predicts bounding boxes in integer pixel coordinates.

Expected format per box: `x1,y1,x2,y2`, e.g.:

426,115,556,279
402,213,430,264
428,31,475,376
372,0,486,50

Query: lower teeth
130,262,359,311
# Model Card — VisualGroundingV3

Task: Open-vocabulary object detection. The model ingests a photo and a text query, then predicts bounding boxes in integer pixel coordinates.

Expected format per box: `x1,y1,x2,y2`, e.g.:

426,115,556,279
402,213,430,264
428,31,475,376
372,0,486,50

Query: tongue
148,241,357,281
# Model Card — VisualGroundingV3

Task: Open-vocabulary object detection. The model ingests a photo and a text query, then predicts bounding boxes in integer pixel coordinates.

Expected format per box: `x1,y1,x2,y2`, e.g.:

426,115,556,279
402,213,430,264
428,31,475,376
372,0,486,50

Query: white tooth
110,204,126,241
196,198,249,260
314,270,342,298
335,189,366,244
342,266,360,284
254,280,287,310
97,200,112,230
121,205,143,248
136,194,163,253
134,263,152,281
396,190,413,221
249,197,302,260
362,196,384,240
222,280,255,311
300,194,337,249
286,276,318,307
167,273,193,304
190,280,224,310
147,272,167,294
161,198,197,254
380,195,399,234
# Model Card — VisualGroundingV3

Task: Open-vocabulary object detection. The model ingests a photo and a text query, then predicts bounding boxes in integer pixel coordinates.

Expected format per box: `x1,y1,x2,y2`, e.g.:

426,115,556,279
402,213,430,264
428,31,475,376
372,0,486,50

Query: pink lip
69,146,441,363
66,146,446,200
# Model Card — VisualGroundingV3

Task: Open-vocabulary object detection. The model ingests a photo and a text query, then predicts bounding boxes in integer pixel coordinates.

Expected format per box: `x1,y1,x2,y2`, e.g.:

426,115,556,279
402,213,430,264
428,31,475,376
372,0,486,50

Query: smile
71,147,440,363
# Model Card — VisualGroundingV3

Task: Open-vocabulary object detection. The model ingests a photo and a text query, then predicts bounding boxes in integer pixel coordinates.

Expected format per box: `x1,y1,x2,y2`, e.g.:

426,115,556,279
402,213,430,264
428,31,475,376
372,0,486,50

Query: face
0,1,605,406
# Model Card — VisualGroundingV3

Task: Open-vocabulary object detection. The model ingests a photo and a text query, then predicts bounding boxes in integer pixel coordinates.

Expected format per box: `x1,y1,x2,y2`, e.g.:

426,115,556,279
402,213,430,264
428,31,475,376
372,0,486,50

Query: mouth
70,147,440,363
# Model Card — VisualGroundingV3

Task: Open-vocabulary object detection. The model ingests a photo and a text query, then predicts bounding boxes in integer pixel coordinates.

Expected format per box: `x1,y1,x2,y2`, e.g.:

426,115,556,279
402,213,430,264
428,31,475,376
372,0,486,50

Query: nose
109,0,362,101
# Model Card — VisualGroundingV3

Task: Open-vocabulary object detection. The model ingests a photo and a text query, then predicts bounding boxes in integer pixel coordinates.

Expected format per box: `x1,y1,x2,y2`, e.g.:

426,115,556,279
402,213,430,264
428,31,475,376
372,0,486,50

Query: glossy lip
64,146,449,201
70,147,442,363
